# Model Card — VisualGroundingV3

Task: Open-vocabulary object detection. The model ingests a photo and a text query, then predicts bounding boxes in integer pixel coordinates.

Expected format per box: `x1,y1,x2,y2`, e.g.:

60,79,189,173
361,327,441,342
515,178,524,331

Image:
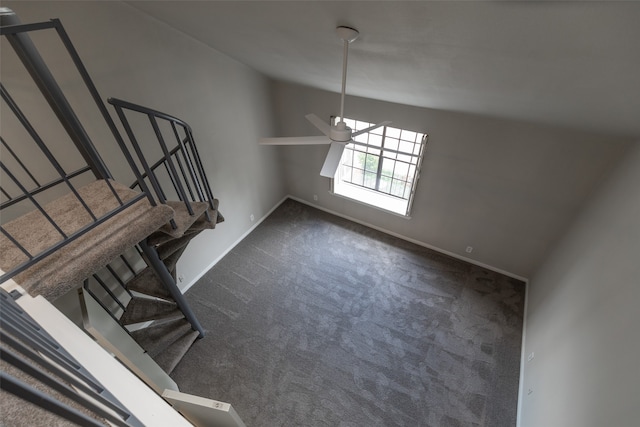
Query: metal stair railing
2,7,209,370
108,97,218,224
0,11,156,284
106,98,222,338
0,288,145,427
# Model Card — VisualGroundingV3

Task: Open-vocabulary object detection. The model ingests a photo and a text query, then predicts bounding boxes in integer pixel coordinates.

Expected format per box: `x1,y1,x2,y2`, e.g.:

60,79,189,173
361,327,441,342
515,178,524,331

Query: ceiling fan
259,26,391,178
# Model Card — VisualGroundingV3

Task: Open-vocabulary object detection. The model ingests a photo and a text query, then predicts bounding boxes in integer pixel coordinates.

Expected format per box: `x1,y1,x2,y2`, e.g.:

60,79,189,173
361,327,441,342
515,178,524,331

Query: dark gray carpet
171,199,525,427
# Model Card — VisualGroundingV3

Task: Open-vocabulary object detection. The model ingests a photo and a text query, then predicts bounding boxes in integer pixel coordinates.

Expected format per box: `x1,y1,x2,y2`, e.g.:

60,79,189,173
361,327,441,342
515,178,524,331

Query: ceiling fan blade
305,114,332,138
259,136,331,146
320,141,347,178
352,121,392,137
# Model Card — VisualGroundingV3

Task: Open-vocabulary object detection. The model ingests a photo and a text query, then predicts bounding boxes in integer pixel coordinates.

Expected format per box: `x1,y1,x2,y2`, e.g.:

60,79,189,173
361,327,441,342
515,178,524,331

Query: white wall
519,141,640,426
270,81,632,279
3,1,287,289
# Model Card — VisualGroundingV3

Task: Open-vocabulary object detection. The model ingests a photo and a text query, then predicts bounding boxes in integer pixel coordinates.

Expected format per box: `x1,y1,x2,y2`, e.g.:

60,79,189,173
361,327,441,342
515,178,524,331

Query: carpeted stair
119,296,181,325
130,316,200,374
115,199,224,375
125,268,172,300
153,328,201,375
0,178,224,377
130,317,194,358
0,180,174,301
1,15,226,418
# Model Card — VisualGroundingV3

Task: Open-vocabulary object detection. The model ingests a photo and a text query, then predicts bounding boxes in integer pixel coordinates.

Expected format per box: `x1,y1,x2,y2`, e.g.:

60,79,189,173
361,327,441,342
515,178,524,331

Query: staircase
128,222,212,374
87,198,224,375
1,10,224,423
114,96,225,371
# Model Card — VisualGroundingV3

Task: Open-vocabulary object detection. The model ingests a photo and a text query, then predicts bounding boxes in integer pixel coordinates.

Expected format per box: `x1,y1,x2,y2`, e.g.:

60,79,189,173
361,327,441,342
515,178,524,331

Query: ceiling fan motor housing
331,121,352,142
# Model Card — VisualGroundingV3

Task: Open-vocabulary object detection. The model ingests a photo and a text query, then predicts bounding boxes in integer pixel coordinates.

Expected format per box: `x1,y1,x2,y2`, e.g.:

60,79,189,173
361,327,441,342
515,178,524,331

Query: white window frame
330,116,428,217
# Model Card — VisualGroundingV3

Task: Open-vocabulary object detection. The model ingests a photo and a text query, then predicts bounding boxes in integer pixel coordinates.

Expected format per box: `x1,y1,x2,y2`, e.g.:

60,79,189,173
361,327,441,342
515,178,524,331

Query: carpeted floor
171,199,525,427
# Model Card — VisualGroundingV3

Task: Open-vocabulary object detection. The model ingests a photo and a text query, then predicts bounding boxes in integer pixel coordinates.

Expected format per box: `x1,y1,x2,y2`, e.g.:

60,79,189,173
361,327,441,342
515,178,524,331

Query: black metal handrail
0,12,156,284
109,97,217,225
0,288,144,426
1,8,207,348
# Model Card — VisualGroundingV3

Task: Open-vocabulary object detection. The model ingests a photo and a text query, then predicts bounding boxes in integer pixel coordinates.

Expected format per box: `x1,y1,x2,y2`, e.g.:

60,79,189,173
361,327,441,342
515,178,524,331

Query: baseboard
287,195,529,283
179,195,290,294
516,279,530,427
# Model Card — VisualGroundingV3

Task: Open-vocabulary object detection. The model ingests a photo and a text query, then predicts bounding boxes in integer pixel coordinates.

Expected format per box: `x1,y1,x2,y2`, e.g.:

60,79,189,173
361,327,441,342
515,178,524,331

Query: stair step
0,180,174,302
155,329,200,375
189,199,224,232
152,201,209,240
119,297,179,325
147,200,223,246
163,247,187,275
130,317,193,358
187,213,217,233
156,232,197,260
214,199,225,224
126,268,172,300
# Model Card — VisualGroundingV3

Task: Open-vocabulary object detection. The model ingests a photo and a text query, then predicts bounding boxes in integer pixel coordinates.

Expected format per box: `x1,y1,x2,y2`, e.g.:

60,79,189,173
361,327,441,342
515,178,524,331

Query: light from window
331,117,427,216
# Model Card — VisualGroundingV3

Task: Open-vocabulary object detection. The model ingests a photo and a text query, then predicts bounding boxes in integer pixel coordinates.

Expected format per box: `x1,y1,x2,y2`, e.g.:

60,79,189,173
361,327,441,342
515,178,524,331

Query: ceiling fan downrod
336,26,359,123
258,24,390,179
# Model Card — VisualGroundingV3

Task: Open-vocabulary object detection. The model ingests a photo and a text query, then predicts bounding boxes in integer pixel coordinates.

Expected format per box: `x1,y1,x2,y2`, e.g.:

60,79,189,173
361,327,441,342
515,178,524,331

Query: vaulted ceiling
128,1,640,138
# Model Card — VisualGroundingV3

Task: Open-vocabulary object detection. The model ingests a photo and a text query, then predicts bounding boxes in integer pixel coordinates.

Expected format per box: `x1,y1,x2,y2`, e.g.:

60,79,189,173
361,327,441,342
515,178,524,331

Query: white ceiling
127,1,640,138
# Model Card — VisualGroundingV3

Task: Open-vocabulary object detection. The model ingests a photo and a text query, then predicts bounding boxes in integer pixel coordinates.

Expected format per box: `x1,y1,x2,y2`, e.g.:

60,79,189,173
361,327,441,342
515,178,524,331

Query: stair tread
189,199,224,232
162,247,187,274
0,180,174,301
147,200,222,246
153,201,209,239
155,329,200,375
119,296,178,325
156,232,197,260
130,317,192,358
126,268,172,300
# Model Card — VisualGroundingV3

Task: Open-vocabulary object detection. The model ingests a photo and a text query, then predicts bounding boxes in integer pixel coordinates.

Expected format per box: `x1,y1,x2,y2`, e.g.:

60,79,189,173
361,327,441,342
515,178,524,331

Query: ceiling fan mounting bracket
336,26,359,43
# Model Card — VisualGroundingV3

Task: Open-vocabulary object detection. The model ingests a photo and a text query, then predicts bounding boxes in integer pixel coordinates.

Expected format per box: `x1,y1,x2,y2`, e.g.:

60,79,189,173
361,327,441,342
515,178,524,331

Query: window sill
330,181,412,219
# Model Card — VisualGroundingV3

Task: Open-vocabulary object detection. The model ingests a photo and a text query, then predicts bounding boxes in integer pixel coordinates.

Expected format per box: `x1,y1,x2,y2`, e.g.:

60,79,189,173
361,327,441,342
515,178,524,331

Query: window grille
332,117,428,216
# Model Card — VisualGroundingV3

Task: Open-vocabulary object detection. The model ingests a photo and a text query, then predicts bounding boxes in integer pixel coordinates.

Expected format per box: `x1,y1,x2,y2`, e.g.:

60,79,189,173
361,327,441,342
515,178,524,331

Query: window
331,117,427,217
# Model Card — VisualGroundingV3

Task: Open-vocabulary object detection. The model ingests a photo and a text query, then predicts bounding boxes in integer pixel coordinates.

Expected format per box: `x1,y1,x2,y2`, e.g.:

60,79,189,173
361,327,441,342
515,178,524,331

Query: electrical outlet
465,246,473,253
250,214,255,222
313,194,318,201
528,388,534,395
528,352,535,362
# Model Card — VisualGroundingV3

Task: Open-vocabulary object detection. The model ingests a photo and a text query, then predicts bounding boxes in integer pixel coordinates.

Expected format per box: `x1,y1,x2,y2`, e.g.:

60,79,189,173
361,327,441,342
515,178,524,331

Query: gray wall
519,141,640,426
271,81,631,279
3,1,287,289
